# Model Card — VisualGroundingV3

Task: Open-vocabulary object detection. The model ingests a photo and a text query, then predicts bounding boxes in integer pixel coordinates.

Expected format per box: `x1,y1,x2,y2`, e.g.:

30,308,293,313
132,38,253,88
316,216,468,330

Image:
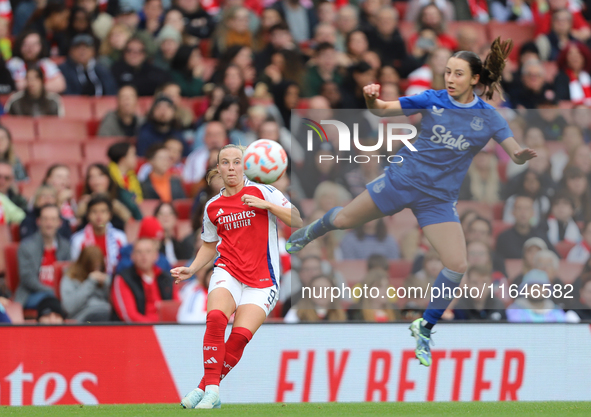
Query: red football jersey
202,179,292,289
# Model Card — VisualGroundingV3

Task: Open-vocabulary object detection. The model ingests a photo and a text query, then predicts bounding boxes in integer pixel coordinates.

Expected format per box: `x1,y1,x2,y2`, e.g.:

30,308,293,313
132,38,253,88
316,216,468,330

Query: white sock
194,387,204,393
205,385,219,394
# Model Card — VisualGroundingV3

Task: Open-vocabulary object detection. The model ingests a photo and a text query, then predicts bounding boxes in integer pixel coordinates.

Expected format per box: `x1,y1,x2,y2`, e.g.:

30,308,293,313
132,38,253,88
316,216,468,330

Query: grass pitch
1,402,591,417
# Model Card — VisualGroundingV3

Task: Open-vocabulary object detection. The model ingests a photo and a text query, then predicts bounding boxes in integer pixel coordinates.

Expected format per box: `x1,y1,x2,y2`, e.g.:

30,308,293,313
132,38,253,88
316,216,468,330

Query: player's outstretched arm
171,241,218,284
500,137,537,165
241,194,304,228
364,83,404,117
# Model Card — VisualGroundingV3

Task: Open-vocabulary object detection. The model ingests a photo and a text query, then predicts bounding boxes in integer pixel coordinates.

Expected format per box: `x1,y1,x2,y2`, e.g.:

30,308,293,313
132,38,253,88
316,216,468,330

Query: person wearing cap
70,195,128,276
511,237,548,284
59,33,117,96
4,67,64,116
136,94,186,157
496,194,554,260
111,237,179,322
14,204,71,309
506,269,567,323
111,37,171,97
153,24,182,71
116,216,172,274
37,296,66,324
98,85,145,137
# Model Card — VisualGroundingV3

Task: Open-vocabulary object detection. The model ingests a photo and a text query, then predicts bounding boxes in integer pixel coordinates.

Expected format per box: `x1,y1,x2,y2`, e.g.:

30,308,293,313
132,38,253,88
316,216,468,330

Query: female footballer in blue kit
287,38,537,366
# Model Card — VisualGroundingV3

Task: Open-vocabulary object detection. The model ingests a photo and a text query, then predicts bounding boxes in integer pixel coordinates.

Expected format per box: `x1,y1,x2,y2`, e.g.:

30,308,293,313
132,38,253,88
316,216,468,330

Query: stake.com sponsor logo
303,119,417,164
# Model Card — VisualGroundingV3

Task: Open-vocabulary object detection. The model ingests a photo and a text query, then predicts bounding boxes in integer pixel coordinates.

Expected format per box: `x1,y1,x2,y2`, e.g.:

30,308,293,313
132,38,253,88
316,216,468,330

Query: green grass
1,402,591,417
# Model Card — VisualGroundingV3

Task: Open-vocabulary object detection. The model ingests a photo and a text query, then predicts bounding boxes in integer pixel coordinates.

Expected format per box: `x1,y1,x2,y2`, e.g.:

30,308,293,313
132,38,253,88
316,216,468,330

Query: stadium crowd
2,0,591,324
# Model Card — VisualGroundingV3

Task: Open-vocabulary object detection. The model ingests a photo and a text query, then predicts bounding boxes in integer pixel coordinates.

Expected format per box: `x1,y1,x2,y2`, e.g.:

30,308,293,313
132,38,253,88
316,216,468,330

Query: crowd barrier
1,323,590,405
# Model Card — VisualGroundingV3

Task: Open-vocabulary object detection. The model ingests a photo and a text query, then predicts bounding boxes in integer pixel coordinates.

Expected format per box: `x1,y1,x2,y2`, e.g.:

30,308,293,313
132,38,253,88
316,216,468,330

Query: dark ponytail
453,37,513,101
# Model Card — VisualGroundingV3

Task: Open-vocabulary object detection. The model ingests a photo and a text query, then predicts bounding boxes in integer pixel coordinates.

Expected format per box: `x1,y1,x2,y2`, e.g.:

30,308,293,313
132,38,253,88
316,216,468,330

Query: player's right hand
171,267,193,284
363,84,380,102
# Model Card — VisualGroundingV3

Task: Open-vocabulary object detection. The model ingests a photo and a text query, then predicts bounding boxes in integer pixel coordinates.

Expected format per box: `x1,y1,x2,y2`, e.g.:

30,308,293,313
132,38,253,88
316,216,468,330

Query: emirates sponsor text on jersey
218,210,257,230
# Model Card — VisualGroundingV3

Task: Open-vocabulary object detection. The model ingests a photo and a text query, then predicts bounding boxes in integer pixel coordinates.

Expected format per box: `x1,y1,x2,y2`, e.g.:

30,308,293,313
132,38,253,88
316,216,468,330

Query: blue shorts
366,172,460,228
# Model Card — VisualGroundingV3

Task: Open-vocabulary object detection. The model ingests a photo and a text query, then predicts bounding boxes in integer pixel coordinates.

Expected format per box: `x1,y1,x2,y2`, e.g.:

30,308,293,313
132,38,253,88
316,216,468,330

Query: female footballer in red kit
172,144,303,409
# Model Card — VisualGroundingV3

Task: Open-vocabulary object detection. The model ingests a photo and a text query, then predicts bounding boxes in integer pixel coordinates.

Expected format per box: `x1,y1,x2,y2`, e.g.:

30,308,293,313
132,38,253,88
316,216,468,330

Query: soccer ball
244,139,288,184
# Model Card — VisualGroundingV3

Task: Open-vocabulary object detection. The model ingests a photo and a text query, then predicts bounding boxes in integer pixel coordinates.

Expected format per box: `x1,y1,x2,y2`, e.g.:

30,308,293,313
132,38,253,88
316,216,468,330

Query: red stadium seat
0,116,36,141
331,259,367,285
53,261,71,300
27,161,81,187
87,120,100,136
173,199,193,220
555,240,577,259
138,96,154,114
10,223,20,242
393,1,407,20
447,21,489,51
397,21,416,44
388,260,413,279
31,142,83,162
125,218,141,243
61,96,94,119
157,300,181,322
487,22,535,62
36,118,89,141
456,201,493,220
492,220,512,240
139,199,160,218
83,138,121,162
497,159,507,183
19,182,38,200
4,242,20,292
93,96,119,119
559,260,584,284
12,142,31,165
492,201,505,220
175,219,193,240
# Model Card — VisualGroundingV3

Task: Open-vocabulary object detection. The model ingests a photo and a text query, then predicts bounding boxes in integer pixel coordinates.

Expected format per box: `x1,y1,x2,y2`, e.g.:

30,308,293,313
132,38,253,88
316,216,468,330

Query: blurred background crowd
1,0,591,325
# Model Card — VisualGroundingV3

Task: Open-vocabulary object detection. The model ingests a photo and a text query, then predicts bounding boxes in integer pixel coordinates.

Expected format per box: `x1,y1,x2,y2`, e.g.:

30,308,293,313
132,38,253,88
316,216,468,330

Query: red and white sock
199,327,253,390
202,310,228,387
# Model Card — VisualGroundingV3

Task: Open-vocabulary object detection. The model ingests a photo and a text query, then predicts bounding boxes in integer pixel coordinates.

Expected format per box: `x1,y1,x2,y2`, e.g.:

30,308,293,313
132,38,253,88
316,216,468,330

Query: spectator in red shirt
532,0,591,42
111,237,178,322
14,204,71,309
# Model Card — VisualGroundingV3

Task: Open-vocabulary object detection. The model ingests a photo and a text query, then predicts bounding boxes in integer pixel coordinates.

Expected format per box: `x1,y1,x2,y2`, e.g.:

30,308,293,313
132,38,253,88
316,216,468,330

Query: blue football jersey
394,89,513,202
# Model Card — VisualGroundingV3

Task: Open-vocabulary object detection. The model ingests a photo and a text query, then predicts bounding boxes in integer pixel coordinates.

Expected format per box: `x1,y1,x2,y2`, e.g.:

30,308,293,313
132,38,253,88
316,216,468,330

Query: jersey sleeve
201,204,219,242
490,112,513,144
259,185,292,209
398,89,433,115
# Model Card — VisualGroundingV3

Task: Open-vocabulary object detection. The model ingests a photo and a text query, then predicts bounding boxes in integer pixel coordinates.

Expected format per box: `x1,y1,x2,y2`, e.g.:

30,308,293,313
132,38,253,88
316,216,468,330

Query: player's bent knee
447,260,468,274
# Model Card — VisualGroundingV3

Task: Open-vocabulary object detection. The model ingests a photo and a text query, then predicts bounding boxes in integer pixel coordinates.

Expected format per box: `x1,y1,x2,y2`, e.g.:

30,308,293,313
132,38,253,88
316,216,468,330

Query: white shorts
208,267,279,317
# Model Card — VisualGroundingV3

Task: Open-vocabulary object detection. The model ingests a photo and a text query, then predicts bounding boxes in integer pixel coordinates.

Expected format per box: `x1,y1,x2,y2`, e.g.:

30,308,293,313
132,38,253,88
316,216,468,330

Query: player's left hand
514,147,537,163
241,194,268,210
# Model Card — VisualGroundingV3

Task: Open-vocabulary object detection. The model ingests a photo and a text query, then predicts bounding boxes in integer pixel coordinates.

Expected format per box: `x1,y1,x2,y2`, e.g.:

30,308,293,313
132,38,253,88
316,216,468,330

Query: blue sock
310,207,343,239
423,267,464,327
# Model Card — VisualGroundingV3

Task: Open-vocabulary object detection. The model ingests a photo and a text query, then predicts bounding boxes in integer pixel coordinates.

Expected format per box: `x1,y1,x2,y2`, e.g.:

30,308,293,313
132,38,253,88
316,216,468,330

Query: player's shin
422,267,464,333
202,310,229,388
197,326,253,390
